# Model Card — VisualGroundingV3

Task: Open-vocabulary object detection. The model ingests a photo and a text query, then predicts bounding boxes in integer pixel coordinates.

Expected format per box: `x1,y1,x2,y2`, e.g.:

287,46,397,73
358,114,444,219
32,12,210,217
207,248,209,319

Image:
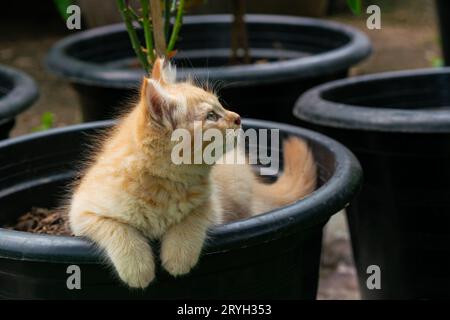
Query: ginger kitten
68,58,316,288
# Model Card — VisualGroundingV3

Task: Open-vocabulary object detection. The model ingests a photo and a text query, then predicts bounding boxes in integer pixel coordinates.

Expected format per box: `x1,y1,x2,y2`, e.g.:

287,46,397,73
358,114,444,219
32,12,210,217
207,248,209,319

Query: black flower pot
0,119,361,299
294,68,450,299
0,65,39,139
45,14,371,123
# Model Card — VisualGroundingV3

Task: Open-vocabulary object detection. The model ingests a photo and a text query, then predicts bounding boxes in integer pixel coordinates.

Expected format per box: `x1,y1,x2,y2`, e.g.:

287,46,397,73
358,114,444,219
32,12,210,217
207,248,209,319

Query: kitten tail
252,137,317,212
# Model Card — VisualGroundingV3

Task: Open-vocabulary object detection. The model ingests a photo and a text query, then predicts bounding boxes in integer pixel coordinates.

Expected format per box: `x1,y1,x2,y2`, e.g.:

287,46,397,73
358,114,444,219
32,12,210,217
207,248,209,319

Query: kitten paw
161,244,201,277
114,252,155,289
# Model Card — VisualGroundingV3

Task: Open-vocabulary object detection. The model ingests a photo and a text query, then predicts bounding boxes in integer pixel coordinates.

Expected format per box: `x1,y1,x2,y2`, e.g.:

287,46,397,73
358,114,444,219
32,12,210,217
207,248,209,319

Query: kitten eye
206,111,220,122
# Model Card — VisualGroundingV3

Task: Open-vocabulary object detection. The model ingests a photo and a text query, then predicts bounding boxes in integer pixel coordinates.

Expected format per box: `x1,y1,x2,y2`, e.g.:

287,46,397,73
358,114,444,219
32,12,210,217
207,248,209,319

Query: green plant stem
150,0,167,57
167,0,185,53
117,0,149,72
128,6,143,27
141,0,156,65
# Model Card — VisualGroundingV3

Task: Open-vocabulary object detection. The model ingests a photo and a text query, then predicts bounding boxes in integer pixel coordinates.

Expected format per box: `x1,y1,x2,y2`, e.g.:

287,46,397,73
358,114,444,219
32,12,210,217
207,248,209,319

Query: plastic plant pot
294,68,450,299
0,119,361,299
45,14,371,123
0,65,39,139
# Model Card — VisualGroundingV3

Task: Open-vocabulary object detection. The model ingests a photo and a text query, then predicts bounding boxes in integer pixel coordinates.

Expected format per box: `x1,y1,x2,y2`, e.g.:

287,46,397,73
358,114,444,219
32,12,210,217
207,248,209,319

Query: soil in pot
294,68,450,300
46,15,371,123
5,207,72,236
0,119,361,299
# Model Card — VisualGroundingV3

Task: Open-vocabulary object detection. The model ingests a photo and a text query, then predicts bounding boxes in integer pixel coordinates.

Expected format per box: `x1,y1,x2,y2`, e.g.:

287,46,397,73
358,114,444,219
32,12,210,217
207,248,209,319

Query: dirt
6,207,72,236
331,0,440,77
317,235,361,300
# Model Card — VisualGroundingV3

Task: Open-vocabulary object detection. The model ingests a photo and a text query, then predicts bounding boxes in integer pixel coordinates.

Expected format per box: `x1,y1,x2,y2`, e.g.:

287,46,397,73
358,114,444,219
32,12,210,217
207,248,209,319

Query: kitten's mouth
224,111,241,129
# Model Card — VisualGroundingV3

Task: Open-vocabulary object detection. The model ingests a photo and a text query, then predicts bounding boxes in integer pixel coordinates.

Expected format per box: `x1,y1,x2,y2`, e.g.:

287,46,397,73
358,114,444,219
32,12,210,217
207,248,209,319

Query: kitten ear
151,58,164,82
151,57,176,84
141,77,175,129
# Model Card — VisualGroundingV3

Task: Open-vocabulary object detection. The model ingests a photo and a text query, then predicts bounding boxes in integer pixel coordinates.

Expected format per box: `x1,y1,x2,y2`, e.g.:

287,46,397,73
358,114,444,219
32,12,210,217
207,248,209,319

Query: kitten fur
68,58,317,288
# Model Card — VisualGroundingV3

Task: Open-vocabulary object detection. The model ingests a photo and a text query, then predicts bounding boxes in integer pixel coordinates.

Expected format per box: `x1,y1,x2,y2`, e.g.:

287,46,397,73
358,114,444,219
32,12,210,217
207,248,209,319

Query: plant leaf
347,0,362,16
432,57,444,68
53,0,73,20
33,112,55,132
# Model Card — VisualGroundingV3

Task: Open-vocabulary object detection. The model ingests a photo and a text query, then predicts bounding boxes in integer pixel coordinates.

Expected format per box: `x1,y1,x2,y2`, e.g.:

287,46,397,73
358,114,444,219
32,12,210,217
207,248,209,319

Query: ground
0,0,441,299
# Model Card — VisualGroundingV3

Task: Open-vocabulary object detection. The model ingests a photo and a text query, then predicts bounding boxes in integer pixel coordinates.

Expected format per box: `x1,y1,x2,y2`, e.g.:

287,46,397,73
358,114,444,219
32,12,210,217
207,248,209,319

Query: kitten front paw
161,243,201,277
114,252,155,289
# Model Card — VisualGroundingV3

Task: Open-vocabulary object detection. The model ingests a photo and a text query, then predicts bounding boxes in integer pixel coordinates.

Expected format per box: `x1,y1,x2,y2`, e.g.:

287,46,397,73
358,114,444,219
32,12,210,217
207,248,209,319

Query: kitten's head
138,58,241,152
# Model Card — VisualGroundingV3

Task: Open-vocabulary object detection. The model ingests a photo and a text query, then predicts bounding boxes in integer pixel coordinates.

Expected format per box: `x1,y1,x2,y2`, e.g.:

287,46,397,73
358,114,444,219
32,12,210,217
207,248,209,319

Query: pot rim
0,65,39,120
0,119,362,264
294,67,450,133
45,14,371,88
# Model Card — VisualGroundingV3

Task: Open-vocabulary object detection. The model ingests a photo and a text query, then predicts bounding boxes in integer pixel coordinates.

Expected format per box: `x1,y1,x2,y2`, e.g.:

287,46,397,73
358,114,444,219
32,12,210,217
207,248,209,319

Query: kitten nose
234,115,241,126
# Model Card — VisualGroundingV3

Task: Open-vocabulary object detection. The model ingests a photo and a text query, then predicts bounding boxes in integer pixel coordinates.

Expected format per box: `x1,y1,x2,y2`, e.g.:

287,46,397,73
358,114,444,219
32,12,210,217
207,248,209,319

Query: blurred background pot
0,119,361,299
46,14,371,123
294,68,450,299
0,65,38,139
